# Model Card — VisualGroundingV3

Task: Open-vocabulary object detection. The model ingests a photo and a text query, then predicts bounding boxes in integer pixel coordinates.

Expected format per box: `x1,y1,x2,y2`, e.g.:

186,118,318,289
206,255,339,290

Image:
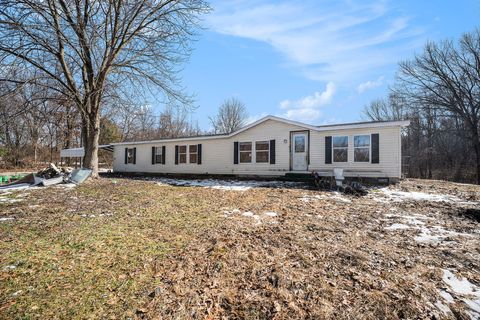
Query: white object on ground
434,300,452,315
155,178,303,191
415,226,471,243
301,193,351,203
373,188,478,205
384,223,410,230
264,212,278,217
441,269,480,319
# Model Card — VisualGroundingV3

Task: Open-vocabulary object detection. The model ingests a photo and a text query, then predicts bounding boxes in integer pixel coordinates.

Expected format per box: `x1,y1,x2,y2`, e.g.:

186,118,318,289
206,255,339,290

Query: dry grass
0,178,479,319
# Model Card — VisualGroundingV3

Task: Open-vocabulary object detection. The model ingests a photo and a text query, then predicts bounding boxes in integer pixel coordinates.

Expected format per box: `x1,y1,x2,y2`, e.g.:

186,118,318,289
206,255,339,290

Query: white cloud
281,108,321,123
208,1,423,83
357,76,384,93
280,82,336,109
278,82,336,122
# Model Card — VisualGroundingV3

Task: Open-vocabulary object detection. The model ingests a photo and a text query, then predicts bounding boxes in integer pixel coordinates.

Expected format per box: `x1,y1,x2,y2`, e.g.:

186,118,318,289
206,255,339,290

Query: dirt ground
0,177,479,319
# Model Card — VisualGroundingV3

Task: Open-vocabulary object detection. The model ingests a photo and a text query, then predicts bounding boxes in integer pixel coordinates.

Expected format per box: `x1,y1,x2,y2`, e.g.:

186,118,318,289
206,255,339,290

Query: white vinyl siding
112,119,403,178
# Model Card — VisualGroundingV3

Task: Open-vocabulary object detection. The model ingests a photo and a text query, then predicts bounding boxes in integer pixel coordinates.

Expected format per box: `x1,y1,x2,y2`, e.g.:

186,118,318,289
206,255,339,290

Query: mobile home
110,116,409,181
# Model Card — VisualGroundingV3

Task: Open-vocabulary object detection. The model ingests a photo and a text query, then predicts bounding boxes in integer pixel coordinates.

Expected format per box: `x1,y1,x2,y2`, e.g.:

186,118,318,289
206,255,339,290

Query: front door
292,132,308,171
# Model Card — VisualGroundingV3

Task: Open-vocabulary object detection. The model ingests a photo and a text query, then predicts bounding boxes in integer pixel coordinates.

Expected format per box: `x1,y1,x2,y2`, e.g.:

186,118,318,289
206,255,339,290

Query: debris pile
0,163,91,191
311,170,368,196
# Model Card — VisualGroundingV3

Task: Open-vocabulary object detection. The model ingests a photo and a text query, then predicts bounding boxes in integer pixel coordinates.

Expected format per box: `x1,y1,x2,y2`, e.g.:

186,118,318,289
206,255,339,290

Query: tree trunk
82,111,100,178
474,138,480,185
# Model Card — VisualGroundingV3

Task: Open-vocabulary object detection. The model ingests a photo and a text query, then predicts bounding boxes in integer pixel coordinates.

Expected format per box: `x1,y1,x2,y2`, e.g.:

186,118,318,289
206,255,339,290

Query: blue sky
174,0,480,129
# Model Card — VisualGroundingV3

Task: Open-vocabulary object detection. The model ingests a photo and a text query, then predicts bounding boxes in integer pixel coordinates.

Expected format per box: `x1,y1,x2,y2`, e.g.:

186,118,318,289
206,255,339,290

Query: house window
354,135,370,162
294,135,305,153
127,148,134,164
179,145,187,163
155,147,163,164
255,141,269,163
189,145,197,163
239,142,252,163
332,136,348,162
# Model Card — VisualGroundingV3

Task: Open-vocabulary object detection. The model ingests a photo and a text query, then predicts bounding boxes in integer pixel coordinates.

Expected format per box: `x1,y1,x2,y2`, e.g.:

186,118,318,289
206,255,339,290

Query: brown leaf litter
0,177,479,319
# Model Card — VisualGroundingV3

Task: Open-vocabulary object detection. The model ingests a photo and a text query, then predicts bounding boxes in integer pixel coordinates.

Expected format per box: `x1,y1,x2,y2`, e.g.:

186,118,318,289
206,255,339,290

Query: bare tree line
364,29,480,184
0,81,248,168
0,0,210,176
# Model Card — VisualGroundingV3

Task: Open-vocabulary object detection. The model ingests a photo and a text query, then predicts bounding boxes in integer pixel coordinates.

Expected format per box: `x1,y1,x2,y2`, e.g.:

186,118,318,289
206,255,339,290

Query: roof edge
110,116,410,146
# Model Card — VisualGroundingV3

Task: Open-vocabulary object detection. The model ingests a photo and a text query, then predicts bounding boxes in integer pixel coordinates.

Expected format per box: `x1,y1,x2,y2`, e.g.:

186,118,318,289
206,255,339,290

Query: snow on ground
414,226,471,243
264,211,278,217
223,209,279,225
384,223,410,230
155,178,304,191
300,192,351,203
438,269,480,319
384,212,473,243
372,187,478,205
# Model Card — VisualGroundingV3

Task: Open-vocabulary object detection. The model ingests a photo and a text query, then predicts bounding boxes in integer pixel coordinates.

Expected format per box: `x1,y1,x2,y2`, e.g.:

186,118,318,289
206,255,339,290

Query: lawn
1,177,479,319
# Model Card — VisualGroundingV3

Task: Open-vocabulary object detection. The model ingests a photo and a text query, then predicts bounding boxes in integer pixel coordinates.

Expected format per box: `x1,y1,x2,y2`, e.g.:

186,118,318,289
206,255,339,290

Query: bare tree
209,98,248,134
363,93,407,121
0,0,210,177
396,29,480,184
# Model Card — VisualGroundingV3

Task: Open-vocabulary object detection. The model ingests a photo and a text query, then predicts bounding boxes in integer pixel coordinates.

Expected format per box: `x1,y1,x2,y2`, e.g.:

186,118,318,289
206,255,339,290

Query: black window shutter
133,147,136,164
151,146,155,165
325,136,332,164
124,148,128,164
197,144,202,164
372,133,380,163
270,139,276,164
233,142,239,164
175,145,179,165
162,146,166,164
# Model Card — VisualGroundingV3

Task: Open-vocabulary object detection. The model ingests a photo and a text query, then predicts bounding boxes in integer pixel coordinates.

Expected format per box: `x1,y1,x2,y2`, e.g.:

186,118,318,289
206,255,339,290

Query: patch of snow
415,226,471,243
0,217,14,222
443,270,479,296
441,269,480,319
402,215,426,225
264,211,278,217
384,223,410,230
155,178,304,191
301,193,351,203
3,265,16,270
12,290,22,297
330,192,352,203
55,183,77,189
439,289,455,303
383,212,472,244
223,209,269,225
434,300,452,315
372,188,478,205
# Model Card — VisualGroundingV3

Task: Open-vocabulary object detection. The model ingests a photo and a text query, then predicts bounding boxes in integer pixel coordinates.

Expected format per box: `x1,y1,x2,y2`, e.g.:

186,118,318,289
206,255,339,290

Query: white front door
292,132,308,171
